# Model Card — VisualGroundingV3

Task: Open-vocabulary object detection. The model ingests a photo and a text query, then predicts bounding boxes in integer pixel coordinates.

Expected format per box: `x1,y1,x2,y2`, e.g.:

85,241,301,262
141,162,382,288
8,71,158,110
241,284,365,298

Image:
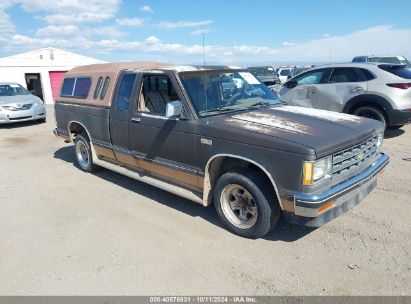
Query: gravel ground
0,106,410,295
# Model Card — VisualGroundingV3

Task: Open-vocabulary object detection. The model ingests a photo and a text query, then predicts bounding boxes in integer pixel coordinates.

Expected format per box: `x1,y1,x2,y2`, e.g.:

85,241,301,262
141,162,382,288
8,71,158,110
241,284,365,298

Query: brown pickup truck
54,62,389,238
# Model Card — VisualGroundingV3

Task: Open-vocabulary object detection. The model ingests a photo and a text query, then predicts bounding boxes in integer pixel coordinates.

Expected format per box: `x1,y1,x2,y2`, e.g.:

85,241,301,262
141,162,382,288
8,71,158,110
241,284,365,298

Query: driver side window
138,75,181,116
294,69,330,85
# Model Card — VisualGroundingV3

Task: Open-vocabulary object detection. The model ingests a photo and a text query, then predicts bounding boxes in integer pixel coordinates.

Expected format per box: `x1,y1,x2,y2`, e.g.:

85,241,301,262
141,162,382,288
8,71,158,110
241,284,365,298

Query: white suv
278,63,411,129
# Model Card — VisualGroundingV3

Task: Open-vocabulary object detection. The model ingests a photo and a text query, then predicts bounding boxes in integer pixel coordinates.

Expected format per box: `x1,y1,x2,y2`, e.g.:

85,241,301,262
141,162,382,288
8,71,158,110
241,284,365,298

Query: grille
9,116,32,120
332,135,378,179
2,104,33,111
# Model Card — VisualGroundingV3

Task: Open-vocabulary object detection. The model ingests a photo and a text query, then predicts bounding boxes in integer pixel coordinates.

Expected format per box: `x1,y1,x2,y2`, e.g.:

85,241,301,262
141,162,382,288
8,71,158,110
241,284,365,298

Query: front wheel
214,170,280,238
74,134,97,173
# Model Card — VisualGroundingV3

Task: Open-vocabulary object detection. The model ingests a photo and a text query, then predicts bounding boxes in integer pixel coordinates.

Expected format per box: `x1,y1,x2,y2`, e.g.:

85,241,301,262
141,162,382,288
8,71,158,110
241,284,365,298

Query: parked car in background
247,66,280,87
277,67,294,84
293,66,311,76
0,82,46,124
278,63,411,129
353,55,411,67
54,62,388,238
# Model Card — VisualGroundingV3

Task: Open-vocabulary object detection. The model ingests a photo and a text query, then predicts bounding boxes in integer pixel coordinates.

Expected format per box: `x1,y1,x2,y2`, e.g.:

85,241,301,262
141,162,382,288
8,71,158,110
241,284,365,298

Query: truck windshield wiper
247,101,273,108
200,107,238,116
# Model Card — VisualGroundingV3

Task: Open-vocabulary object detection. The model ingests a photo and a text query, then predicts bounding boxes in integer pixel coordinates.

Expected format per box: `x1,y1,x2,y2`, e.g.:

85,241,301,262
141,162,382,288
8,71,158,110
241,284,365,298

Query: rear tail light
386,83,411,89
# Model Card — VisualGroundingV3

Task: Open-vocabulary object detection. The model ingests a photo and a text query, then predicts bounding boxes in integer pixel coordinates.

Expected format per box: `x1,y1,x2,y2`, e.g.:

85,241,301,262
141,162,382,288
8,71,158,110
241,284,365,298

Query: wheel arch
202,154,283,209
68,120,98,160
342,94,394,116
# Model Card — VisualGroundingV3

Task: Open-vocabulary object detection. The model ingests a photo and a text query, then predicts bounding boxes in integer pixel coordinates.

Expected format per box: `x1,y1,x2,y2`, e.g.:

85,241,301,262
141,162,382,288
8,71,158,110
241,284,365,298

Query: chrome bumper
284,153,389,227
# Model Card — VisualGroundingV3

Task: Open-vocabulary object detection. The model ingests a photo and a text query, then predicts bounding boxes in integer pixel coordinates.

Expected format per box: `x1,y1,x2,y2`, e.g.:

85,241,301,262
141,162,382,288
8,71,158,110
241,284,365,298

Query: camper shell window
61,77,92,98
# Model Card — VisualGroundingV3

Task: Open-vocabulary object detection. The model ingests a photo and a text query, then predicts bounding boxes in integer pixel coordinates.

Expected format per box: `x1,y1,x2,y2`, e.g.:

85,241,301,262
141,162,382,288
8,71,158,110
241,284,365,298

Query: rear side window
359,69,375,81
60,77,91,98
93,77,103,99
100,77,110,100
380,66,411,79
114,73,137,110
61,78,75,96
329,68,363,83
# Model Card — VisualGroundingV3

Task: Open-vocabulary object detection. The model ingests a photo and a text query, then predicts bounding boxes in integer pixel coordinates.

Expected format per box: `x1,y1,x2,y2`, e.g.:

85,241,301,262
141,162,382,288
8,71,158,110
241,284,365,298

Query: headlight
303,156,332,185
376,131,384,148
33,101,41,107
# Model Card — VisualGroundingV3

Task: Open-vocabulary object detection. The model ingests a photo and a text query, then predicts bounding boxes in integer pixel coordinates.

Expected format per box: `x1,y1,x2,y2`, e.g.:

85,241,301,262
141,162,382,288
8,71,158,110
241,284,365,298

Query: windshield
280,69,292,76
0,84,30,96
179,70,282,117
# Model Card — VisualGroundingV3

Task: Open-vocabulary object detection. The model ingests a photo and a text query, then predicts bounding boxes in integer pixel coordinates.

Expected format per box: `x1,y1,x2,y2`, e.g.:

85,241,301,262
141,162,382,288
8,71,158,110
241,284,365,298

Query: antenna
202,32,206,69
202,32,208,111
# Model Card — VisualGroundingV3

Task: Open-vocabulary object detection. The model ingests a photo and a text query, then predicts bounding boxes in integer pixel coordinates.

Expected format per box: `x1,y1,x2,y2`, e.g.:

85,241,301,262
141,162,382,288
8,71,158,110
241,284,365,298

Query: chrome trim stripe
295,153,389,207
93,157,204,206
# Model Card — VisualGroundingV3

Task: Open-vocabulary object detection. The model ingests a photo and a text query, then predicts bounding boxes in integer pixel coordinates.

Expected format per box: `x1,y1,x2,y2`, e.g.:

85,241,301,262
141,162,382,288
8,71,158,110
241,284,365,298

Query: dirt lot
0,106,410,295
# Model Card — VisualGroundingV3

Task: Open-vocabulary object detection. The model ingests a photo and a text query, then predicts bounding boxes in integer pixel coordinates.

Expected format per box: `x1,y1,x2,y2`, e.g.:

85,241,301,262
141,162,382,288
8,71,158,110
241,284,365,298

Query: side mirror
285,79,298,89
166,100,183,119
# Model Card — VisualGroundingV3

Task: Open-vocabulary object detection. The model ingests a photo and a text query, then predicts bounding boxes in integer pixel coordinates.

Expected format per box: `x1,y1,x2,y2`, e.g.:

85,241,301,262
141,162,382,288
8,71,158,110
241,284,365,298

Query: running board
93,157,206,206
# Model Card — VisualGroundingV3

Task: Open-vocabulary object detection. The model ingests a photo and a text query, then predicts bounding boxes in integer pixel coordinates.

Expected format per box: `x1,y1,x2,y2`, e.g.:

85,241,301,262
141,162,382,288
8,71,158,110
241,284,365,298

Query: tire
38,118,46,123
387,124,404,130
214,170,281,238
74,133,97,173
353,106,386,128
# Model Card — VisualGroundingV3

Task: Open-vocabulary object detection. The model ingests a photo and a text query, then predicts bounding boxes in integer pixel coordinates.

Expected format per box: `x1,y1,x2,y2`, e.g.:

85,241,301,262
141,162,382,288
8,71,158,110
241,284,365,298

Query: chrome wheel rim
220,184,258,229
75,140,89,169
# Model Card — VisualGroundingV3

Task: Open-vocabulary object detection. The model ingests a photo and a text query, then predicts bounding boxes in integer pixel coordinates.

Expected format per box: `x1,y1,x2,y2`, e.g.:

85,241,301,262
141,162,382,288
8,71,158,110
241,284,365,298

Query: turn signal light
303,162,313,185
318,201,335,213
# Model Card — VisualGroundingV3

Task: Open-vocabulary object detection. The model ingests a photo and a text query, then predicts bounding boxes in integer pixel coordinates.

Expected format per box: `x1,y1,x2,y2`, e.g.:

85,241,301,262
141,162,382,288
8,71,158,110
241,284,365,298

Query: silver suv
278,63,411,129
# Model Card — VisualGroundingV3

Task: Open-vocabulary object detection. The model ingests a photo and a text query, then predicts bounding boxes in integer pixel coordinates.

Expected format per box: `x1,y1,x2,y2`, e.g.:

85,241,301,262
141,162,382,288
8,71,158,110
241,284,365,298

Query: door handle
351,87,364,93
131,117,141,123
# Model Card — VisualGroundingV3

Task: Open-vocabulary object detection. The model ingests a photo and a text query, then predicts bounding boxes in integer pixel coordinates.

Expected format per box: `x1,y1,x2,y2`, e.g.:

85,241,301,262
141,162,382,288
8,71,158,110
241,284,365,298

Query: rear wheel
214,170,280,238
353,106,386,128
74,134,97,173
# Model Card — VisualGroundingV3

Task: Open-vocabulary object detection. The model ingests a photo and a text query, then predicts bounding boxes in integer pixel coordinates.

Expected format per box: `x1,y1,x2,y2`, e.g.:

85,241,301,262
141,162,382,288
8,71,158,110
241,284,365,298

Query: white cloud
42,13,115,24
116,17,145,27
0,11,16,36
190,29,211,36
2,25,411,65
145,36,160,45
84,26,127,38
273,25,411,61
159,20,213,30
36,25,79,37
282,41,295,47
21,0,120,24
140,5,154,13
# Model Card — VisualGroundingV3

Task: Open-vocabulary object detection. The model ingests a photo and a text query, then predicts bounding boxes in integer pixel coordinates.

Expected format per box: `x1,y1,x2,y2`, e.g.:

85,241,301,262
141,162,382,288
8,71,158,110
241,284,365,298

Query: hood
0,95,38,105
201,105,382,158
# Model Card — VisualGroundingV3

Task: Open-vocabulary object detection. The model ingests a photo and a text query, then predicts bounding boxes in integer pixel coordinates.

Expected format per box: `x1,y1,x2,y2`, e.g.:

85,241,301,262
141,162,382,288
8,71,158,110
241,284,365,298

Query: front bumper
386,108,411,126
284,153,389,227
0,106,46,124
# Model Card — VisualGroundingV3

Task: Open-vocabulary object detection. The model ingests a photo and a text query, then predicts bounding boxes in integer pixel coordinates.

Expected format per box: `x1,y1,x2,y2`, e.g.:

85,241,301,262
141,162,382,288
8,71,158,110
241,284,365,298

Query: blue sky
1,0,411,64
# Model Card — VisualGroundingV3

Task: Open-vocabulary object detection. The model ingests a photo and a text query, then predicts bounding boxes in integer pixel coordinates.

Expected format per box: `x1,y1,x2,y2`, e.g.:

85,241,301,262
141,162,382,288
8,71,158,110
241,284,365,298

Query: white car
277,68,294,84
0,82,46,124
278,63,411,129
